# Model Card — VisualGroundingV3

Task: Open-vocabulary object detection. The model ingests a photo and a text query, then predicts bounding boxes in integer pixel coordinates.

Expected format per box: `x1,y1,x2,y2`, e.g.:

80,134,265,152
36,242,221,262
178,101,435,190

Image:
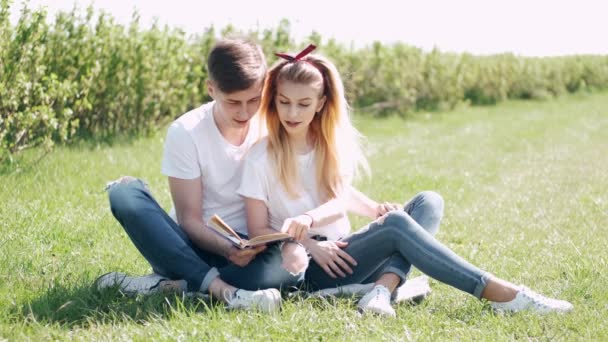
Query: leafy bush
2,0,608,161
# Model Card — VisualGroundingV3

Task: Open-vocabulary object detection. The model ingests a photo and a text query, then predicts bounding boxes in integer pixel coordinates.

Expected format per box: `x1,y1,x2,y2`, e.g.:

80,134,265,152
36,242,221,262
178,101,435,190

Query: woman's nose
287,105,298,118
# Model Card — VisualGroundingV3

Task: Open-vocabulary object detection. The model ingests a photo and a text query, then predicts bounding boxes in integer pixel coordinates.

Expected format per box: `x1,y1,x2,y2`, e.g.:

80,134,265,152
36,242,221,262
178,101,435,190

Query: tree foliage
2,0,607,160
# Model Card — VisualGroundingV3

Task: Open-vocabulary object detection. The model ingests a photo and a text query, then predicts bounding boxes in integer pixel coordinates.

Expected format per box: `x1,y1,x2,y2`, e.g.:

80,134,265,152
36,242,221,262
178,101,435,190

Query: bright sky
10,0,608,56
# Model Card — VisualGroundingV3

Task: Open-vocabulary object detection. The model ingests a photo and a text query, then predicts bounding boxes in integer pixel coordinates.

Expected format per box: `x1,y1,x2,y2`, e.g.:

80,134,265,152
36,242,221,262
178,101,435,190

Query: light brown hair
207,38,267,93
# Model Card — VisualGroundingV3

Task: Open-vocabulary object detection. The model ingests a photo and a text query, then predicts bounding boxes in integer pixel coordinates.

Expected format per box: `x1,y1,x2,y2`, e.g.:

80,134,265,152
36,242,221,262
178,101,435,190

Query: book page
245,233,291,247
208,214,292,249
207,214,244,247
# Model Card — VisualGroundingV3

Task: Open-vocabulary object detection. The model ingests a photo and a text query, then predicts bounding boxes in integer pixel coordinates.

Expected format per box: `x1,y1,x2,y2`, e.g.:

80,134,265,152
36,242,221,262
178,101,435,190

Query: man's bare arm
168,176,233,257
168,176,266,266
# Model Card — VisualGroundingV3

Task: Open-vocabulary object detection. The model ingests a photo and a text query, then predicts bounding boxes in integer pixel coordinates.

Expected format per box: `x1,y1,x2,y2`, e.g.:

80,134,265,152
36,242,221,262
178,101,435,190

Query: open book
207,214,292,249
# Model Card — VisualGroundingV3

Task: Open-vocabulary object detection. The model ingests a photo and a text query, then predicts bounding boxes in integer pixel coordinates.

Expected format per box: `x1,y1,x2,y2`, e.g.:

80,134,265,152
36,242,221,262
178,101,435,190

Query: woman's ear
316,95,327,113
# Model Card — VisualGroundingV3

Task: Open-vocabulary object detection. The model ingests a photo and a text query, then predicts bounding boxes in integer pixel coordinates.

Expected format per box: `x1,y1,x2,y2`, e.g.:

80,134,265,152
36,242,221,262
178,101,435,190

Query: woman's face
275,80,326,141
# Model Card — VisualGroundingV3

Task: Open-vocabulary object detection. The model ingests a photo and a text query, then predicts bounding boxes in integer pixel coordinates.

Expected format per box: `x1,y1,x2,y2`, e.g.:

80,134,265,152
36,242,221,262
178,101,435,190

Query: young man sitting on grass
97,38,298,312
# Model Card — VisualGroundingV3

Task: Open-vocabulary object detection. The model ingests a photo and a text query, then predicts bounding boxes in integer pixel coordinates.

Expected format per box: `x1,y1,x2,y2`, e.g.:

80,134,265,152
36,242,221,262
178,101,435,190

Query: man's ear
316,95,327,113
207,80,216,99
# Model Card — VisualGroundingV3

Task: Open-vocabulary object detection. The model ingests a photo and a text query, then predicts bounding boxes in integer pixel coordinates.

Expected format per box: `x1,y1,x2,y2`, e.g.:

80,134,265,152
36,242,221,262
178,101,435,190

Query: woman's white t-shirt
237,138,351,241
161,101,263,236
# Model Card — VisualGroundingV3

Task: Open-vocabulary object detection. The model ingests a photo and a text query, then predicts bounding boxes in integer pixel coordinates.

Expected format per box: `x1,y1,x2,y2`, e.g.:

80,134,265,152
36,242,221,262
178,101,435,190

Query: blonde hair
259,53,369,201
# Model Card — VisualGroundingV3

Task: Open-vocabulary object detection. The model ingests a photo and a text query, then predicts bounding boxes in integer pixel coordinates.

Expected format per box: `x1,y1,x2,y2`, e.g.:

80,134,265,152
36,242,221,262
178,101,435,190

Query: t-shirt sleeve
161,123,201,179
237,156,269,205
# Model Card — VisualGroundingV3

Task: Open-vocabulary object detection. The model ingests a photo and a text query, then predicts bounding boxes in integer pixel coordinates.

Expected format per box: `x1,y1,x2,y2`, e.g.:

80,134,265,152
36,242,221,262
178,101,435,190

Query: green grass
1,92,607,341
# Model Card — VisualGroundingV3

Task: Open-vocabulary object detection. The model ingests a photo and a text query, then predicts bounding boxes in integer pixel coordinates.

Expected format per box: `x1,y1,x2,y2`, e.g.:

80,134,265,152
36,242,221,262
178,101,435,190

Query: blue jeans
305,191,490,299
107,178,304,292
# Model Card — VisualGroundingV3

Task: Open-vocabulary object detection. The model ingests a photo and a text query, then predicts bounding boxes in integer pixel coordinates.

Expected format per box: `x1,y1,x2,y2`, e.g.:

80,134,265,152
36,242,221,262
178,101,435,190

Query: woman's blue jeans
305,191,490,299
107,178,304,292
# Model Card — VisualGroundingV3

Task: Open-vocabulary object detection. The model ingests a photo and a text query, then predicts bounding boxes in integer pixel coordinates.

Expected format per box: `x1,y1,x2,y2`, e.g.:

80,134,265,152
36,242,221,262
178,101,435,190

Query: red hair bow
275,44,317,62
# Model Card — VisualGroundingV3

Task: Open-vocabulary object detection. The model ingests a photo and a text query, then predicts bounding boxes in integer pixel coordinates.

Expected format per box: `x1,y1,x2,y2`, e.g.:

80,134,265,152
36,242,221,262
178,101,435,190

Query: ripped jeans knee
281,242,310,275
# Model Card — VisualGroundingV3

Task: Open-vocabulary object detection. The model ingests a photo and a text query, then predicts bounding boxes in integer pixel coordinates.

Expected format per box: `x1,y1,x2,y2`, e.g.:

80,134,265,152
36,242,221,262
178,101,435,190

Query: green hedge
2,1,608,161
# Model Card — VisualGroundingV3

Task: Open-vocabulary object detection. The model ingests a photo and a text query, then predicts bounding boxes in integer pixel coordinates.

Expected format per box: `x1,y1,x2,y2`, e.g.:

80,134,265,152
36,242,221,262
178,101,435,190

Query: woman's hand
281,214,313,241
281,242,309,274
375,202,401,218
303,239,357,278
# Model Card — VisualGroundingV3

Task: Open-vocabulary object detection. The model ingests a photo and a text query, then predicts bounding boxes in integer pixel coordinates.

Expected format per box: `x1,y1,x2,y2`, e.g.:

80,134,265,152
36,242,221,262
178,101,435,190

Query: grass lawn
1,92,607,340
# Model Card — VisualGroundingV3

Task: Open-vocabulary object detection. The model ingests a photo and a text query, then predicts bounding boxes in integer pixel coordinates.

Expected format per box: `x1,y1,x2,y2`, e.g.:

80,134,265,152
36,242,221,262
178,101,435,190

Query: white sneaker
95,272,186,296
357,285,396,317
394,276,432,304
308,283,375,298
490,286,574,314
309,276,431,304
225,288,282,313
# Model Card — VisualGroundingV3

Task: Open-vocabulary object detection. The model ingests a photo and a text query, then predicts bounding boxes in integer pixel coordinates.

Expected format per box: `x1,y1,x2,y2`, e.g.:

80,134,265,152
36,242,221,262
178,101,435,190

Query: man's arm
168,176,265,266
168,176,233,257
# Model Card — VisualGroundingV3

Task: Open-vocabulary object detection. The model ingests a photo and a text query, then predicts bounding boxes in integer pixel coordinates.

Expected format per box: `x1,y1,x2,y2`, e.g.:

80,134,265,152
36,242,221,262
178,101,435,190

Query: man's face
208,81,263,130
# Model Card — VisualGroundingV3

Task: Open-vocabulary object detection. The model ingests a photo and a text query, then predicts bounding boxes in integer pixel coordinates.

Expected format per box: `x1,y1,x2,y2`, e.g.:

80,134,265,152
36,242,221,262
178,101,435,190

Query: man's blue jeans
107,178,304,292
305,191,490,299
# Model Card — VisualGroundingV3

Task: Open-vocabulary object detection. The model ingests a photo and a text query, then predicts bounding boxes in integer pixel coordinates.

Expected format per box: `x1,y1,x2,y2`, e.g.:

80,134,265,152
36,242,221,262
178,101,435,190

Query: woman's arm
245,197,283,238
281,186,394,240
346,186,402,219
278,197,346,241
345,186,378,219
301,197,347,227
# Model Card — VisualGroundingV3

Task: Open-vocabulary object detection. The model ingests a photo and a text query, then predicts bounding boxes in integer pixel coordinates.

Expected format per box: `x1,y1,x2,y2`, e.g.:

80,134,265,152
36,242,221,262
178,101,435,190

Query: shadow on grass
12,283,215,329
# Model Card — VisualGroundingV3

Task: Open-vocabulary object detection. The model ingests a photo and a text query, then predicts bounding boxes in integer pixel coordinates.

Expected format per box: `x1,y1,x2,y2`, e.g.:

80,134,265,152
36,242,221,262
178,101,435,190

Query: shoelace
520,287,554,310
224,289,239,305
370,286,391,300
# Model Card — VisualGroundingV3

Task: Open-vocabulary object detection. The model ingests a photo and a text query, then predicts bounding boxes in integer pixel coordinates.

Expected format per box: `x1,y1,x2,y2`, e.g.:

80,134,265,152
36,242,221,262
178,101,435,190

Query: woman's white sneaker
225,288,282,313
357,285,396,317
490,286,573,314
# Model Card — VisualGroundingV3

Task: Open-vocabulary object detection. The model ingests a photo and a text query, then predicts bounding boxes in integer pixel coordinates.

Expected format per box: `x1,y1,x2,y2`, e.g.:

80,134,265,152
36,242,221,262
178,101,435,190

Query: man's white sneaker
225,288,282,313
95,272,186,296
357,285,396,317
490,286,574,314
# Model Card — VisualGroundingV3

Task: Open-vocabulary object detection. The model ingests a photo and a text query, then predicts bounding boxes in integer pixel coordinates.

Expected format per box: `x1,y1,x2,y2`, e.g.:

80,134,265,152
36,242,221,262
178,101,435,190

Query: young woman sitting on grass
237,44,574,317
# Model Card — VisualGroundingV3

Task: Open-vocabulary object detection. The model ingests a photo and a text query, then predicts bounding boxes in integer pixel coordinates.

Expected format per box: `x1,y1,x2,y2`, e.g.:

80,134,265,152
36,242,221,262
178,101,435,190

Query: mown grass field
1,92,606,341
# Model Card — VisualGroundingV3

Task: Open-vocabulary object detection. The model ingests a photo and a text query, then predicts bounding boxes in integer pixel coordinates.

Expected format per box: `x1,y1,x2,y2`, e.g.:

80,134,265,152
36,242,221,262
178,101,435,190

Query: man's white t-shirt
237,138,351,241
161,101,263,236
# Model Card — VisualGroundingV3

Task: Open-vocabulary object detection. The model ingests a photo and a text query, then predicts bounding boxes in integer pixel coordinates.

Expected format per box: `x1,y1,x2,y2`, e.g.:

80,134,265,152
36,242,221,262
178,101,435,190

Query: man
97,38,301,312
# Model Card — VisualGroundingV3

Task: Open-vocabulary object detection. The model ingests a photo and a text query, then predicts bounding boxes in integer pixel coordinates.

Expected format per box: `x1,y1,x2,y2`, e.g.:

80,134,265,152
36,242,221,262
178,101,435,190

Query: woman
237,44,573,317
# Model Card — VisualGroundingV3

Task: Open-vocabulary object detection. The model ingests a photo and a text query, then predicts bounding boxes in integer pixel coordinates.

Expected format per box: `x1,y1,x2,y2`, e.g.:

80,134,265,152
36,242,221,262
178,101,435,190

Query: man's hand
281,215,313,241
375,202,401,218
227,245,266,267
304,240,357,278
